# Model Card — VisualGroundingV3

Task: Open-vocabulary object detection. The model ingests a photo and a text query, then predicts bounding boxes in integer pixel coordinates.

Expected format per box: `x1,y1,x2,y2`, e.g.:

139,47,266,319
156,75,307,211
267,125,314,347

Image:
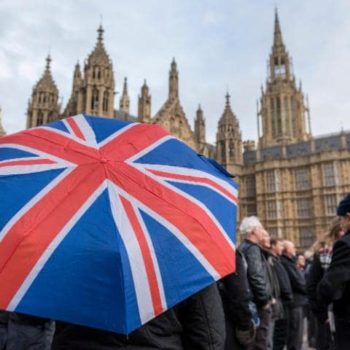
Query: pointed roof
218,93,239,126
87,25,111,66
170,57,177,71
196,104,204,120
122,77,129,96
35,55,58,93
273,9,285,50
74,61,82,79
141,79,149,95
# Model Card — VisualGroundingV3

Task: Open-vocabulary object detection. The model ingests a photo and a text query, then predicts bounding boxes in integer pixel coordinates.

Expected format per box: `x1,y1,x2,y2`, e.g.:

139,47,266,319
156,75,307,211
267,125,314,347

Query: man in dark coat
239,216,272,350
219,250,256,349
52,283,225,350
281,240,307,350
270,238,293,350
0,311,54,350
260,233,285,350
318,193,350,350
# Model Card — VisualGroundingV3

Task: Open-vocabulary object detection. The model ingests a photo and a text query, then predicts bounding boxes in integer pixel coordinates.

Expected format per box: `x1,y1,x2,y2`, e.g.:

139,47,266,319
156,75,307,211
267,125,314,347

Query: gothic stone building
23,13,350,249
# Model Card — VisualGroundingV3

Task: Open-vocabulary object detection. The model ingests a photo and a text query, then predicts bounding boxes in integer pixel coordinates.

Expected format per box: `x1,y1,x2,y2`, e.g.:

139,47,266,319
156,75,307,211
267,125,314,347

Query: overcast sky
1,0,350,144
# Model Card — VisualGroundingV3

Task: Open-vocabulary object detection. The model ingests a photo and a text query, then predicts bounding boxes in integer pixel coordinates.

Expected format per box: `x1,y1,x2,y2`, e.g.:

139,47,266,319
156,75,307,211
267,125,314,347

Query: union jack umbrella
0,114,238,333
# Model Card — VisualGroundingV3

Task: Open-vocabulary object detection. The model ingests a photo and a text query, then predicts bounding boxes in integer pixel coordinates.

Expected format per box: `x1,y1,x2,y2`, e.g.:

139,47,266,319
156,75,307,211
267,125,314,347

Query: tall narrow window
295,168,310,191
221,142,226,161
229,141,234,160
299,227,315,248
276,96,282,135
267,201,277,219
297,198,312,218
36,111,44,126
91,87,99,111
103,91,109,112
266,170,278,192
246,175,256,197
324,195,337,216
323,162,336,187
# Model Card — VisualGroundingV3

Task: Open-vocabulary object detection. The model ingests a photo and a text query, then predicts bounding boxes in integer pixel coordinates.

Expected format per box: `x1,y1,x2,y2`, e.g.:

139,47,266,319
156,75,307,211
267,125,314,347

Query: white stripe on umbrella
107,181,155,324
7,182,107,311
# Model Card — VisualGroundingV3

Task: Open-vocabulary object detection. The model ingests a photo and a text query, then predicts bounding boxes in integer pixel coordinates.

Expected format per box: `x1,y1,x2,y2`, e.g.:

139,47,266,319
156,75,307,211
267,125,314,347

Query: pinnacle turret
194,104,206,145
273,9,284,49
169,58,179,100
120,77,130,114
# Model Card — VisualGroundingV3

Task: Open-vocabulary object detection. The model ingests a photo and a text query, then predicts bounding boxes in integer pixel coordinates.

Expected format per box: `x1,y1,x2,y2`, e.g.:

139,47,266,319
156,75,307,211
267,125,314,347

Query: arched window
91,87,99,111
37,111,44,126
221,141,226,161
229,141,235,160
103,91,109,111
276,96,282,135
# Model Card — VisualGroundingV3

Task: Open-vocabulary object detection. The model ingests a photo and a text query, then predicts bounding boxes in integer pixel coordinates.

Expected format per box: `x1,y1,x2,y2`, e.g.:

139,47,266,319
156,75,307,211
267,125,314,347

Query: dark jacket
318,231,350,322
239,239,272,307
280,254,307,308
218,250,255,349
0,311,54,350
219,250,252,330
52,283,225,350
272,255,293,306
264,251,288,320
306,253,328,322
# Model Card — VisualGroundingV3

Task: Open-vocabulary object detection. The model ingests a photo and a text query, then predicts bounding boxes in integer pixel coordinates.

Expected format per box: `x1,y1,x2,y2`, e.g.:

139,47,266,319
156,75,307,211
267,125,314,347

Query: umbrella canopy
0,114,238,334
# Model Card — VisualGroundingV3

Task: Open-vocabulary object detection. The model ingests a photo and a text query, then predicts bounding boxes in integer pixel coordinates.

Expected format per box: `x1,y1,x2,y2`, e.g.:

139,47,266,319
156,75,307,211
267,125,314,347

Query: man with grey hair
239,216,273,350
281,240,306,350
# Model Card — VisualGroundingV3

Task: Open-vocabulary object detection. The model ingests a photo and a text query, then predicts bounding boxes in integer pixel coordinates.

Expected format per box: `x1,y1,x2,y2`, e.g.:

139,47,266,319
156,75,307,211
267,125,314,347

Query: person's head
260,230,271,249
312,216,344,252
337,193,350,233
270,238,284,256
240,216,265,244
296,254,305,269
283,240,296,257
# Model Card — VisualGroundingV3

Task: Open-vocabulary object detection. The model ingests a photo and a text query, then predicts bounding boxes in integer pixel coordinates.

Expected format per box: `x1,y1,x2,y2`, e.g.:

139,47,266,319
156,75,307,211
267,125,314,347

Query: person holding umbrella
52,283,226,349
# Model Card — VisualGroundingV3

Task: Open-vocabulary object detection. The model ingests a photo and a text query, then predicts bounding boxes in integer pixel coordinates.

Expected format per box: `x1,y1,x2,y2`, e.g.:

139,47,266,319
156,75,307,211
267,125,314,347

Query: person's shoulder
334,234,350,250
340,233,350,247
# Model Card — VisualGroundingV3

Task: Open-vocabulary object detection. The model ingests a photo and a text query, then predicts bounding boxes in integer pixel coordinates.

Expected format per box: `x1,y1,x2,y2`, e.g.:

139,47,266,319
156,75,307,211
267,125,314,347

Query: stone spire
194,104,206,145
0,107,6,136
273,8,284,49
138,79,151,123
258,10,311,147
87,25,110,66
119,77,130,114
169,58,179,100
26,55,60,128
153,59,196,149
216,93,242,173
63,61,83,117
73,25,115,117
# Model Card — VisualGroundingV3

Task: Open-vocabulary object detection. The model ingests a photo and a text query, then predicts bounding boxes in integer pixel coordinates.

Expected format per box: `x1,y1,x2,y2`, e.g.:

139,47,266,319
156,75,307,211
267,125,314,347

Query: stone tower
119,77,130,115
63,62,83,117
64,25,115,118
26,55,60,128
153,59,196,149
138,80,151,123
216,93,243,175
194,104,206,146
258,10,311,147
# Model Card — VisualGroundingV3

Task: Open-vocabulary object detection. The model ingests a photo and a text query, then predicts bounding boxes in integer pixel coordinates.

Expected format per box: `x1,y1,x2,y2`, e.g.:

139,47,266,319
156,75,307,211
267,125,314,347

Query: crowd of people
1,194,350,349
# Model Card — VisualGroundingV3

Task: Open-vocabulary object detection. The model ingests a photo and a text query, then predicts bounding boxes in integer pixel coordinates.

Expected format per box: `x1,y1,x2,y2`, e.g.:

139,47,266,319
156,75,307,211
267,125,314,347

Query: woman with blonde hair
306,217,344,350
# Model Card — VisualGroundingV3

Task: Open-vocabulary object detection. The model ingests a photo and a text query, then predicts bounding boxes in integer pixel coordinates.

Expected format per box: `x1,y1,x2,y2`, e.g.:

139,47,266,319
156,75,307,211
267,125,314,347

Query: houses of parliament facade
2,11,350,249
